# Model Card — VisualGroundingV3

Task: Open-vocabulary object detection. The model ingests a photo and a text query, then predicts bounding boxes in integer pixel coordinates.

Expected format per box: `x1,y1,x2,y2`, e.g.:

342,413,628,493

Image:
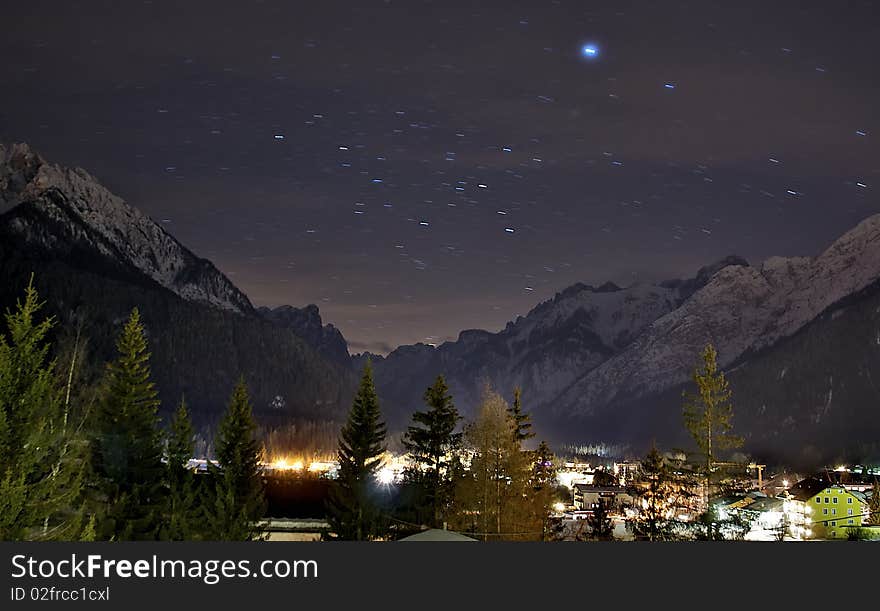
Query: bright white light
557,471,587,489
377,467,395,485
581,44,599,58
553,502,566,513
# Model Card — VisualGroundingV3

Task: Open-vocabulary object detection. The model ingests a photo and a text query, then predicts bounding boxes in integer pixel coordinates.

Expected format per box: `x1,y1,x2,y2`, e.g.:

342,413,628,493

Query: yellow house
807,485,869,539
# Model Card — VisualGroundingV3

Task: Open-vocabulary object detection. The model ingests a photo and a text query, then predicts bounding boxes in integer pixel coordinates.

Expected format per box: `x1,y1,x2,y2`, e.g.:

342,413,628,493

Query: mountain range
2,142,878,464
365,216,880,464
0,142,355,429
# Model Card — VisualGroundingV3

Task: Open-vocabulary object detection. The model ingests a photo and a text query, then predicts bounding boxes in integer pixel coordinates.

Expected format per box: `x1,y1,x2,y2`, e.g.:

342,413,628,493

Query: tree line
0,281,265,541
325,363,565,541
0,279,749,542
0,280,564,542
11,278,860,542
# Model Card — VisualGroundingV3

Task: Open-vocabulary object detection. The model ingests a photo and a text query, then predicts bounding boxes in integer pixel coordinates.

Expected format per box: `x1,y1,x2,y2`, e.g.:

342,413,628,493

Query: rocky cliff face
550,214,880,421
5,142,879,460
366,256,750,427
0,142,253,314
369,215,880,463
258,304,351,366
0,143,355,424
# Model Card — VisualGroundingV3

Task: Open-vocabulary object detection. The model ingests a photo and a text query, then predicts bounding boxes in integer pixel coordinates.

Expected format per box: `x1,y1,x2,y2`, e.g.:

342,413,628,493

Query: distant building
741,496,786,540
780,478,871,539
573,484,634,511
613,461,641,485
760,472,800,498
823,469,876,494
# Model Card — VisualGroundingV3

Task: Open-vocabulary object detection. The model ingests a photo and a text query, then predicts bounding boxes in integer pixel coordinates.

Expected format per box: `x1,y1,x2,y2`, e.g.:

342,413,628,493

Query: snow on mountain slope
0,143,252,313
551,214,880,417
368,258,751,424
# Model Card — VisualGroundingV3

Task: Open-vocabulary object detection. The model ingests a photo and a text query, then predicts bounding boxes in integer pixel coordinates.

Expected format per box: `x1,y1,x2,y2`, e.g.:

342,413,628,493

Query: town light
377,467,395,485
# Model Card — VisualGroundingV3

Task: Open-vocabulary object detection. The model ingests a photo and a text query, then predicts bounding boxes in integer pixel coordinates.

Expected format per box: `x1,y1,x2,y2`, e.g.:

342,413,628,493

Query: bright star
581,44,599,58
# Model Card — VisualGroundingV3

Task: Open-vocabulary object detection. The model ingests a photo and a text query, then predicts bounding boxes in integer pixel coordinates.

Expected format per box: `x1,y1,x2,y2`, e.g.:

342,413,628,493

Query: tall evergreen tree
682,343,743,511
207,378,266,541
0,281,88,540
92,308,165,540
327,361,387,540
509,387,534,444
402,375,461,528
162,397,203,540
632,444,678,541
531,440,558,541
868,480,880,527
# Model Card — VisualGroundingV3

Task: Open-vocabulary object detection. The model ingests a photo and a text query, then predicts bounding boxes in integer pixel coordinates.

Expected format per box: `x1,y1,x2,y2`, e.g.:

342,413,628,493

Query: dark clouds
1,0,878,352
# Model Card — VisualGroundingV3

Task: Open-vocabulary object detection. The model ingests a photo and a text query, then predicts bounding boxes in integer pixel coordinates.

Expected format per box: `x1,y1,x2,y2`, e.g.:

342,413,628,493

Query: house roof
785,477,829,502
573,484,623,493
744,497,785,513
849,490,868,503
398,529,477,542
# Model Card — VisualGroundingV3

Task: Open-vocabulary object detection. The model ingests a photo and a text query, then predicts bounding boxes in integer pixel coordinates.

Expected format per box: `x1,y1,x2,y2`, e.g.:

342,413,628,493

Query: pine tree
327,361,387,540
0,281,88,540
162,397,203,540
531,440,558,540
167,398,195,476
207,379,266,541
92,308,165,540
402,375,461,528
509,387,534,443
682,343,743,512
869,480,880,527
633,444,677,541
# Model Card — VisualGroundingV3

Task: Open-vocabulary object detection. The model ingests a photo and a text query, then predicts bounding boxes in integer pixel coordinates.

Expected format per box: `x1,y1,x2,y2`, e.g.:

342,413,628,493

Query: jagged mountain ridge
555,274,880,466
258,304,351,366
3,142,879,460
363,254,751,427
0,142,252,314
0,142,355,424
549,214,880,420
366,217,880,463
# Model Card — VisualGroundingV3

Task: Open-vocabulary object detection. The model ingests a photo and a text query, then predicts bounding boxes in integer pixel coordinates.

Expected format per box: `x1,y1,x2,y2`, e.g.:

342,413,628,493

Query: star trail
1,0,878,353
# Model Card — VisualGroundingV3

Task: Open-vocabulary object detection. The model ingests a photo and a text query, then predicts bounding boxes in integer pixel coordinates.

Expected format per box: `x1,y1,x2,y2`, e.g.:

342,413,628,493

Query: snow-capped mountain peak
0,143,252,314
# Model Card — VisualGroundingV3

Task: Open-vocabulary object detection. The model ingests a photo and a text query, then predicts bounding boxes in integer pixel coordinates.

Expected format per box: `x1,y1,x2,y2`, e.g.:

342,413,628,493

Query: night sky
2,1,878,353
